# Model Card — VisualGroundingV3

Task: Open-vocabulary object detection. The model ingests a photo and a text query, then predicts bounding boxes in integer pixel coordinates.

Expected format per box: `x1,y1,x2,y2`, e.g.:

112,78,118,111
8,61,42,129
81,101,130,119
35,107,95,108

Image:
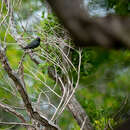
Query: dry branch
0,102,26,123
2,0,93,129
0,122,35,128
0,43,59,130
47,46,93,130
48,66,93,130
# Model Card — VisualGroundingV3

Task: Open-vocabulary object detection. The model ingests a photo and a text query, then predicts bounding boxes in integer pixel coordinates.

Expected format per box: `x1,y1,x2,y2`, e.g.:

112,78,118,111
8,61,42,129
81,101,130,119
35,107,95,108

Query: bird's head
36,37,41,42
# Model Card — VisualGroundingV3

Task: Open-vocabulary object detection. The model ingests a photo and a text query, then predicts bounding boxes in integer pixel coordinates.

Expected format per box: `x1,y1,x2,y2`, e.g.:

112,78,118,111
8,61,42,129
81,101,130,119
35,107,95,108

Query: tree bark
68,95,93,130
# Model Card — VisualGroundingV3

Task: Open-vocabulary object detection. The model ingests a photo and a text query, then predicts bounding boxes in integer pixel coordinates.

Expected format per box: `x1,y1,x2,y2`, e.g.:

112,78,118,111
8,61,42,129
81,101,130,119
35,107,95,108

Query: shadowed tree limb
46,0,130,49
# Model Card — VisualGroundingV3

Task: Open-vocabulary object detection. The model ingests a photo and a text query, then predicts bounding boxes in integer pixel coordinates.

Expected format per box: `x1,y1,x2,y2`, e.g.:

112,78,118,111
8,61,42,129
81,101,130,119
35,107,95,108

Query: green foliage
107,0,130,15
74,48,130,129
14,0,43,19
41,14,64,37
0,0,130,129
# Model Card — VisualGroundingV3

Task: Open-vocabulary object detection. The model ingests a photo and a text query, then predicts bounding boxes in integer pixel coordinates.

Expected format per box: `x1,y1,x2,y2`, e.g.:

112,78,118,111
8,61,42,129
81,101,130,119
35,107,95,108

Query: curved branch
0,102,26,123
0,43,59,130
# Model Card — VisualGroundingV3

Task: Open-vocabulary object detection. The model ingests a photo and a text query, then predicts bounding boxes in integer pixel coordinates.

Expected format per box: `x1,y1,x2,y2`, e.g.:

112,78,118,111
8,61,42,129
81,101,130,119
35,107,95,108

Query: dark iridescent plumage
23,37,40,49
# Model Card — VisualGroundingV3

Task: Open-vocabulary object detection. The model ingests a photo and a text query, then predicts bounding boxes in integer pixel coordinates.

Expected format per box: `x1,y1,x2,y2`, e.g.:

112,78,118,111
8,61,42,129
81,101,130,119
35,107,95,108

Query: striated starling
23,37,40,49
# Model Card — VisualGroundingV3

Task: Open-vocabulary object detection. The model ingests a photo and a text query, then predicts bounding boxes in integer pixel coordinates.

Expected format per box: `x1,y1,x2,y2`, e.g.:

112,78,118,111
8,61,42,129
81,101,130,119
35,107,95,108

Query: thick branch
0,45,33,116
46,0,130,49
3,0,92,129
2,2,58,129
68,95,92,130
0,43,59,130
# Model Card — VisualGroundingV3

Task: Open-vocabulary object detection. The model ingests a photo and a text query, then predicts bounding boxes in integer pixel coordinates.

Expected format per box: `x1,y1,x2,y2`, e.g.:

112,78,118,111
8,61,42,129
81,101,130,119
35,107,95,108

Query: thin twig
81,116,87,130
57,49,82,117
0,122,35,128
0,102,26,123
24,64,61,98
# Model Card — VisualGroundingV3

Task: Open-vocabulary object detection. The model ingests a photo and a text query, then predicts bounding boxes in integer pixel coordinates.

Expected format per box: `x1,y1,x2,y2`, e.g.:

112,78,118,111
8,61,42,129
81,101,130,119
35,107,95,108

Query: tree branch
48,66,93,130
46,0,130,49
2,1,92,129
47,46,93,130
0,102,26,123
0,122,35,128
0,43,59,130
68,95,92,130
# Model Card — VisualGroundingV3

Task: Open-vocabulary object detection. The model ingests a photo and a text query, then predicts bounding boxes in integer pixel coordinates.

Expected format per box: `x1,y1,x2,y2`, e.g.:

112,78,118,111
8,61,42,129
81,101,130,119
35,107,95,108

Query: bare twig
56,49,82,117
2,1,93,129
0,102,26,123
24,65,61,98
81,116,87,130
47,45,93,130
51,77,66,121
0,122,35,128
17,52,26,73
0,0,10,26
0,42,59,130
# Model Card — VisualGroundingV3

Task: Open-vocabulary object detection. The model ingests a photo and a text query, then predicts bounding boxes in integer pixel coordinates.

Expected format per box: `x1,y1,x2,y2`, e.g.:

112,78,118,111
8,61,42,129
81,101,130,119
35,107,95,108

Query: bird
23,37,41,49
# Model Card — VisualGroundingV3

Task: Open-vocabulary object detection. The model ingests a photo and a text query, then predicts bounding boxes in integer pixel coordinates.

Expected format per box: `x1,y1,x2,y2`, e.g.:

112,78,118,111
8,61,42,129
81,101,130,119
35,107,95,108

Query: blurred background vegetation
0,0,130,129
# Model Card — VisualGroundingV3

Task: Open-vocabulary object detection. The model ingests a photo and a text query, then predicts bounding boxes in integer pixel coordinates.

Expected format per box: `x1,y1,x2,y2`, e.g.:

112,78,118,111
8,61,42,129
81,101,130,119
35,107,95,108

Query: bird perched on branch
23,37,40,49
